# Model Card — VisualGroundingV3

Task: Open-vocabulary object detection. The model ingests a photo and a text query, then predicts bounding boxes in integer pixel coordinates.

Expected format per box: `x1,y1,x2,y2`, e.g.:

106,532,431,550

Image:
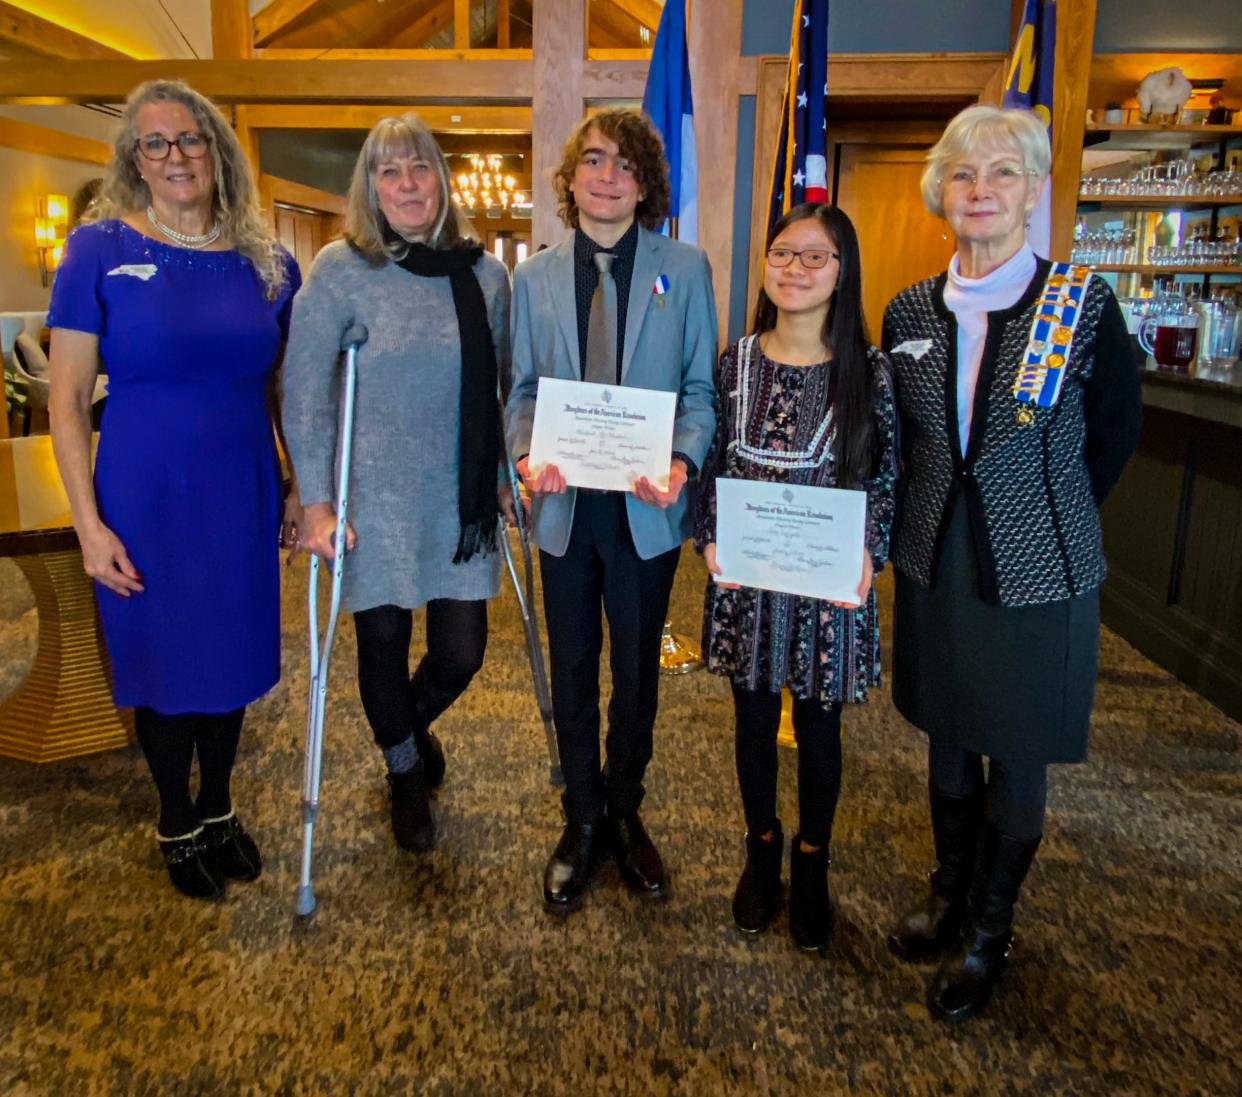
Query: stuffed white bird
1138,67,1193,119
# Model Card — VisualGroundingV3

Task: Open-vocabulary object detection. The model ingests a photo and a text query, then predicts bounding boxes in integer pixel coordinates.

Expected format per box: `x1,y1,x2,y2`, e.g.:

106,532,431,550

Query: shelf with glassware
1083,122,1242,152
1073,127,1242,289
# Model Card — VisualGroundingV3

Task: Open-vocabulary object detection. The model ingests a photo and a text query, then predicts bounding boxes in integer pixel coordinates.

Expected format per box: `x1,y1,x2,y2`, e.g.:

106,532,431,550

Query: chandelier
452,154,527,212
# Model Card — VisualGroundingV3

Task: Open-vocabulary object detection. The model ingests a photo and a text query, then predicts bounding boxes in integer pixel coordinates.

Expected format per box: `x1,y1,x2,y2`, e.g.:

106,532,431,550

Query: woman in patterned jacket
696,203,897,952
882,105,1141,1022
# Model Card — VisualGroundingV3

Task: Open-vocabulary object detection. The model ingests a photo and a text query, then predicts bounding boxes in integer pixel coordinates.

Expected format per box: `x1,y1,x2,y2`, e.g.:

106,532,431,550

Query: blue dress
47,220,301,714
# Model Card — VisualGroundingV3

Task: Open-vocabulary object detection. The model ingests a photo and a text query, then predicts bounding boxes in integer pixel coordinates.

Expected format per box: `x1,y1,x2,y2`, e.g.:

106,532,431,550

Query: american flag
766,0,830,233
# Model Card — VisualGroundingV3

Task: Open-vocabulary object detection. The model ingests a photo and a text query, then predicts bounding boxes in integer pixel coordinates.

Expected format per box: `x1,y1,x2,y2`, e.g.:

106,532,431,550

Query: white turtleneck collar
945,242,1037,313
942,242,1038,453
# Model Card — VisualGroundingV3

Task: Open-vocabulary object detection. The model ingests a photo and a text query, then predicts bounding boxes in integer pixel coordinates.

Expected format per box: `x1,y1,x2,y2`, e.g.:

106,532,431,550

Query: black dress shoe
201,813,262,882
388,763,436,853
610,811,668,901
543,821,602,915
158,830,224,901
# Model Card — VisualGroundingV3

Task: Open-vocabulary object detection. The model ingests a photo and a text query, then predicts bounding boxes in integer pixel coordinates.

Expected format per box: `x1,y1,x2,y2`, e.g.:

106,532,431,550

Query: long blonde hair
343,113,472,265
87,79,287,298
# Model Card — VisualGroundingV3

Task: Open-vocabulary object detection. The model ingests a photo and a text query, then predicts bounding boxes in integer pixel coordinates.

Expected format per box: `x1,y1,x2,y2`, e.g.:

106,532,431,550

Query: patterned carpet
0,547,1238,1096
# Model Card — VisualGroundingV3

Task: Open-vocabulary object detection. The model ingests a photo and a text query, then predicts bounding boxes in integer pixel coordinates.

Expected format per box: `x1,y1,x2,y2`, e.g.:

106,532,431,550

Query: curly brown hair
553,108,671,231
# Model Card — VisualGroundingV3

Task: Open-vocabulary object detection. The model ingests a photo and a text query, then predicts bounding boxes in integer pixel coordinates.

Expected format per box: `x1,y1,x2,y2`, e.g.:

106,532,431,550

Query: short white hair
920,105,1051,218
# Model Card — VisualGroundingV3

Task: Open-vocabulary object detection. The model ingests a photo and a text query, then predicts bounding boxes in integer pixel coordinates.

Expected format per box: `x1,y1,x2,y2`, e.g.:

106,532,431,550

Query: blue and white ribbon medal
1013,262,1091,427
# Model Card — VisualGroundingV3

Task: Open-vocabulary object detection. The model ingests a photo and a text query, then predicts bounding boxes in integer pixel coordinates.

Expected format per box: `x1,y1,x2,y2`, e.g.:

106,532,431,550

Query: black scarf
394,241,499,563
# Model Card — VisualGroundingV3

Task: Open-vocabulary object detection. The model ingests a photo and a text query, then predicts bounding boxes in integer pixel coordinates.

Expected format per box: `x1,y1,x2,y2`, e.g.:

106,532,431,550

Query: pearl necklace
146,205,221,249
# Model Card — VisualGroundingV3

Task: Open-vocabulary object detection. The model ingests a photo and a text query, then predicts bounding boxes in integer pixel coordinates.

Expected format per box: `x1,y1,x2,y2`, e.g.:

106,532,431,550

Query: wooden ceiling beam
388,3,459,49
345,0,447,49
454,0,471,49
497,0,510,49
244,104,532,133
0,115,111,164
253,0,335,47
0,1,129,60
212,0,252,59
601,0,663,33
0,59,535,105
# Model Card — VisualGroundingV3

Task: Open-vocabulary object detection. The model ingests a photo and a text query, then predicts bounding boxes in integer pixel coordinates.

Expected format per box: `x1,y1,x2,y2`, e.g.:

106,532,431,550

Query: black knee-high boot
889,785,985,962
927,822,1041,1022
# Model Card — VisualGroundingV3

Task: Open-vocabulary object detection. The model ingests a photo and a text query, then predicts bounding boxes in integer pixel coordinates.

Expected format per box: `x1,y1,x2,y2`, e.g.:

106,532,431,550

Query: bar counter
1100,366,1242,720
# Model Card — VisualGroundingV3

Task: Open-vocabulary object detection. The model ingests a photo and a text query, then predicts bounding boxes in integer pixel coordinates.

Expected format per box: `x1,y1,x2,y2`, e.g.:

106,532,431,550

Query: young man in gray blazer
505,109,717,915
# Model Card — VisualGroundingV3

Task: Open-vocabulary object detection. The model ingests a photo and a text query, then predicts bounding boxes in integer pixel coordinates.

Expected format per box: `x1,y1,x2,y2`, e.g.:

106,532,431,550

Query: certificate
714,479,867,603
528,377,677,493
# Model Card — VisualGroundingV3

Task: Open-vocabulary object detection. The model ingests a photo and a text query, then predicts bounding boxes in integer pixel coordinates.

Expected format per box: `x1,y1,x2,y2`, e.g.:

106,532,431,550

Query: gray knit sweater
283,240,511,612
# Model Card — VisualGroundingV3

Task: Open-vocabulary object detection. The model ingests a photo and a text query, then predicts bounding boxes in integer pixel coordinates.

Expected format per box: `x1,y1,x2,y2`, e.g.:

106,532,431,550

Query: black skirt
891,497,1099,765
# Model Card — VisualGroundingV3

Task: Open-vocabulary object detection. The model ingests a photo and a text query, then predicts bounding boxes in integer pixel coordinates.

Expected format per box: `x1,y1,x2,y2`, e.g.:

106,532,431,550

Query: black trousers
731,684,843,847
540,493,681,824
352,599,488,751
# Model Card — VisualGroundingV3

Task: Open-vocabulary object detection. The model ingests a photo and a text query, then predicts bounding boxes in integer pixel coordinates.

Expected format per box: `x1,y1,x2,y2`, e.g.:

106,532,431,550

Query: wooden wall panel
1049,0,1096,261
531,0,584,249
688,0,742,342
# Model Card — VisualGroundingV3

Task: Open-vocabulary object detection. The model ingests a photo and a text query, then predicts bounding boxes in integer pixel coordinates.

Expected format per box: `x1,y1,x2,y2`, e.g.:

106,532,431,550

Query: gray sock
382,734,419,775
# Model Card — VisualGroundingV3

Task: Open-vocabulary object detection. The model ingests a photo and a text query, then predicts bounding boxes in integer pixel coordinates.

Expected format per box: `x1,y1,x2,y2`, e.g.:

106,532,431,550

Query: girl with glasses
695,203,897,952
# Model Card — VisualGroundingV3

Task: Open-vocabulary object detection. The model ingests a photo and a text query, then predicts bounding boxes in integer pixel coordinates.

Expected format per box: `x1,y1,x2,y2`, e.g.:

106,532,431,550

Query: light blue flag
641,0,697,244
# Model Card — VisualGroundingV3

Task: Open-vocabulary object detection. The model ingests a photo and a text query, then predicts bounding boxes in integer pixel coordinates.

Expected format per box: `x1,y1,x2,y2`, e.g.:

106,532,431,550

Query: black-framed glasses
766,246,838,270
136,132,211,161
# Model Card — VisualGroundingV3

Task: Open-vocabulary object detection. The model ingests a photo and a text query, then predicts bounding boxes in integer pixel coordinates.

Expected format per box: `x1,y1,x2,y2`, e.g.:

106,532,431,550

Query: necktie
584,250,618,385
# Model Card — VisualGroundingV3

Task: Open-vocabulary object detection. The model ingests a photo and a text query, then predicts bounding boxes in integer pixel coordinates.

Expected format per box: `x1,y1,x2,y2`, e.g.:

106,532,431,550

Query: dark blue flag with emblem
766,0,830,236
1003,0,1055,253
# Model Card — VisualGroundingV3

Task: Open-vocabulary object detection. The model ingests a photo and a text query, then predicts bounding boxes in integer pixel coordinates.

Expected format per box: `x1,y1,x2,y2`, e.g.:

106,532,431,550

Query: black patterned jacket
881,258,1142,607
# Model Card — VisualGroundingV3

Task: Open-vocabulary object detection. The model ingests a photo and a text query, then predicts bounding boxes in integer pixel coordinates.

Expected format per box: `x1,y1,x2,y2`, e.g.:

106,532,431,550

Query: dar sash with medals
1012,262,1091,427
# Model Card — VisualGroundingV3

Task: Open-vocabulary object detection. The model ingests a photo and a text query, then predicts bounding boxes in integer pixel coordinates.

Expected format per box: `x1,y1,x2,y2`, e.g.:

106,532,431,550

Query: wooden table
0,434,131,762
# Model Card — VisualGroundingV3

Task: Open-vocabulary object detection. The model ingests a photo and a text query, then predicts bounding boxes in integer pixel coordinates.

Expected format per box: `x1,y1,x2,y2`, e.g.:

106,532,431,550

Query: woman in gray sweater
283,115,512,854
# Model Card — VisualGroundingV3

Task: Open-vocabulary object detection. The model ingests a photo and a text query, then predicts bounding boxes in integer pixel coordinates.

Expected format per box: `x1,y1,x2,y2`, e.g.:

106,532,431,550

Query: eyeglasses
766,247,839,270
136,132,211,161
940,164,1036,190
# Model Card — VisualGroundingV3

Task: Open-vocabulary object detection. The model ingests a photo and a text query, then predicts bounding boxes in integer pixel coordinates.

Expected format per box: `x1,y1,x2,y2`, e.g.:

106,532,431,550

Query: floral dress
694,336,898,705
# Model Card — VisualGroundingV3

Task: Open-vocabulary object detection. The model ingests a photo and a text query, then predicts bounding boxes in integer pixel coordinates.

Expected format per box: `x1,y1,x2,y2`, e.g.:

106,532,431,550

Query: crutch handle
340,324,369,351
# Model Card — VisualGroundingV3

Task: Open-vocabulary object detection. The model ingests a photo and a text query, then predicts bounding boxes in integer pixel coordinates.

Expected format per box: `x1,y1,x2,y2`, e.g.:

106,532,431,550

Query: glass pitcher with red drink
1138,296,1201,375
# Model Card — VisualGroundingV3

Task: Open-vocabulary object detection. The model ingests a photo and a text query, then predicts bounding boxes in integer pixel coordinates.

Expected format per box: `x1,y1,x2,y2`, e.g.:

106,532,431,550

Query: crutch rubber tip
549,765,565,788
295,886,317,917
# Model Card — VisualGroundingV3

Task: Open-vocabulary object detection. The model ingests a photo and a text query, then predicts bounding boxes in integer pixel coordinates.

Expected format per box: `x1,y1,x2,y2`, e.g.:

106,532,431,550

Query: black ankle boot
415,731,446,790
928,824,1041,1023
409,665,451,789
158,829,224,900
888,786,984,963
788,836,832,952
388,762,436,853
200,812,262,881
733,822,783,933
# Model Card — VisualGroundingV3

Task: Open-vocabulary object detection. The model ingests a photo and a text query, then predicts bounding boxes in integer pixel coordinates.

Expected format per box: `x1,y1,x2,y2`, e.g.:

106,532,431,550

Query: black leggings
133,706,245,838
929,740,1047,841
732,683,843,848
353,599,487,751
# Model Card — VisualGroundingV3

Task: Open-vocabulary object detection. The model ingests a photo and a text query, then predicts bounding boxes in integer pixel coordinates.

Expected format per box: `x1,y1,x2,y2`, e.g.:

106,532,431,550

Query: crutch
296,323,367,919
499,449,564,787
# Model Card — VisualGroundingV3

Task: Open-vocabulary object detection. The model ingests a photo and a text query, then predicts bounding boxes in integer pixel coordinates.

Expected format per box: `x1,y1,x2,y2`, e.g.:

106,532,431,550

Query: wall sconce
35,193,69,287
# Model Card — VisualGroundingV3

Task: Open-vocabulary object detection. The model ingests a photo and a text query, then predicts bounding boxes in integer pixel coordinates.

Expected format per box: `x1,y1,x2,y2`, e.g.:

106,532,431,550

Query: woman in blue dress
47,80,300,901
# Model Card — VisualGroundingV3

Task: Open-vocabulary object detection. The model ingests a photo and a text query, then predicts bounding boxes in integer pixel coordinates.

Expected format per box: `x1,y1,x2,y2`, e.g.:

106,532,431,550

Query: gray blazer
505,226,718,559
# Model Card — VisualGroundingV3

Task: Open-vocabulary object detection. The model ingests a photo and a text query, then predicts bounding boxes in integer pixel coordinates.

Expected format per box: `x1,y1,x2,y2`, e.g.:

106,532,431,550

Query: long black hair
751,203,875,488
